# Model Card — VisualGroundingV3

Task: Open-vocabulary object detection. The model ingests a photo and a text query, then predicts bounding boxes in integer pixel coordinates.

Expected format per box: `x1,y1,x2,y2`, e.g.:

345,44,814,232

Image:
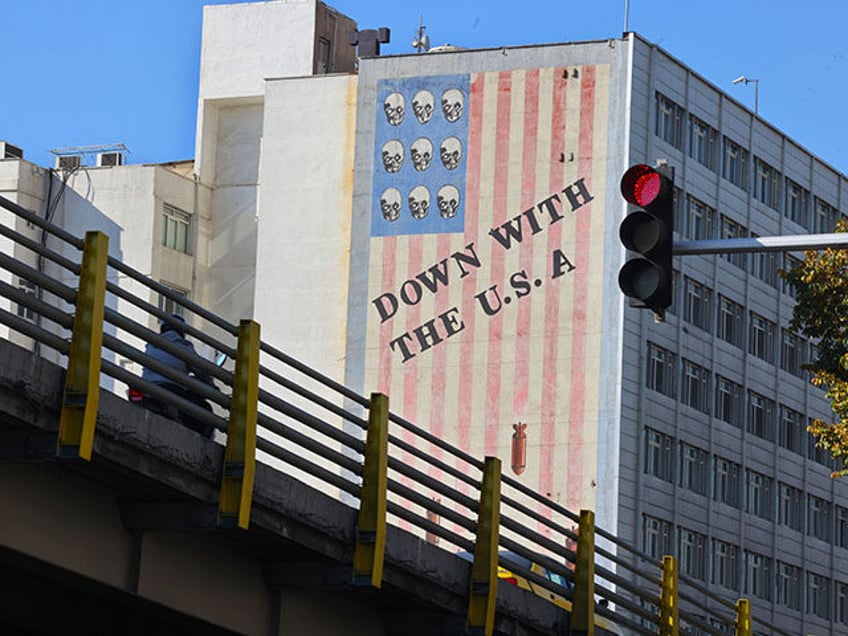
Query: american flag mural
363,64,611,517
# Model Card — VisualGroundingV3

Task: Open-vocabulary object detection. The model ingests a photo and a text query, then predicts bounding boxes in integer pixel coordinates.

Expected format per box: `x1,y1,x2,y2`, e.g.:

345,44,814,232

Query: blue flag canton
371,74,470,237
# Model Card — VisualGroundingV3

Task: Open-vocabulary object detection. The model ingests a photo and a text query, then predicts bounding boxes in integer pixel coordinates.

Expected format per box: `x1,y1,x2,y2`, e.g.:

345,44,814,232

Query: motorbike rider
140,313,215,438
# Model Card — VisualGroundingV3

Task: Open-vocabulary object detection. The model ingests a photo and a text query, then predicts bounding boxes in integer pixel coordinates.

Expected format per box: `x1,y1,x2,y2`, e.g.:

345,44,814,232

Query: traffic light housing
618,163,674,319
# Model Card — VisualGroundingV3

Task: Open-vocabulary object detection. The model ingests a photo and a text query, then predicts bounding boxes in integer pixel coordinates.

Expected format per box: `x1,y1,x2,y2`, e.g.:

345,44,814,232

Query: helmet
159,313,187,336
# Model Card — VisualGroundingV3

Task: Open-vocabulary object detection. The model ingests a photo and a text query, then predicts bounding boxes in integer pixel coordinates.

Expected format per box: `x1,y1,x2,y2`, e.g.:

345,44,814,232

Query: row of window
666,277,809,374
643,513,848,621
655,92,843,234
645,427,842,535
647,342,824,454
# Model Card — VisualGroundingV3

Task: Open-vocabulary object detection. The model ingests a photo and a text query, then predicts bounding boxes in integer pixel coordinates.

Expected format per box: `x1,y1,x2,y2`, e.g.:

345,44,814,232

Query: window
713,456,740,508
681,195,716,241
642,514,672,559
16,277,36,321
647,342,676,398
813,197,838,233
778,404,804,454
776,562,802,611
747,391,775,442
837,506,848,548
715,376,743,427
655,93,684,149
782,254,802,298
748,234,778,287
678,527,706,580
645,428,675,482
722,137,749,190
778,482,803,531
316,36,331,74
807,494,832,542
838,582,848,624
744,550,772,600
748,312,775,363
717,296,744,348
688,115,718,170
784,178,810,227
753,157,780,209
162,203,191,254
719,215,747,269
780,329,803,376
158,285,188,318
807,571,830,619
679,442,708,495
683,277,711,331
746,469,774,521
711,539,739,590
808,429,836,468
681,359,710,413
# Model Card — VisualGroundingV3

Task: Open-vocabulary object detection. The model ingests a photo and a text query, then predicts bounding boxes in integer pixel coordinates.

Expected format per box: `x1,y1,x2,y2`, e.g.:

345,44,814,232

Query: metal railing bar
596,585,661,619
387,435,482,492
386,477,476,533
255,436,361,498
0,280,74,332
0,252,78,305
258,362,367,432
385,500,474,552
674,573,742,613
0,194,84,250
388,411,485,472
0,222,82,276
0,307,69,355
257,387,366,456
255,411,364,476
386,456,480,512
259,340,369,408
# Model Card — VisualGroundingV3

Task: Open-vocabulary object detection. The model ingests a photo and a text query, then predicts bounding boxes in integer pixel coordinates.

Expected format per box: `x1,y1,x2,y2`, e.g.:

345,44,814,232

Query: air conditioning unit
98,151,123,167
0,141,23,159
55,155,81,170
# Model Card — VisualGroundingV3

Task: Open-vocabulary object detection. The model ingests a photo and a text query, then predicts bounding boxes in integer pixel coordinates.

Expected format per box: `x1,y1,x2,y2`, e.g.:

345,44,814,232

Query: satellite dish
412,33,430,52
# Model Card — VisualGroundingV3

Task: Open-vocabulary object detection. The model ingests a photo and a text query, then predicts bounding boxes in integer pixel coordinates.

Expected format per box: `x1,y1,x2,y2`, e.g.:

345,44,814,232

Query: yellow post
466,456,501,636
217,319,260,529
57,231,108,460
659,555,679,636
735,598,751,636
352,392,389,587
571,509,596,635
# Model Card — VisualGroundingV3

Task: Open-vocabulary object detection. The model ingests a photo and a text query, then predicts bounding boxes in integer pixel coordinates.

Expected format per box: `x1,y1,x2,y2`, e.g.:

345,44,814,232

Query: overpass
0,194,782,635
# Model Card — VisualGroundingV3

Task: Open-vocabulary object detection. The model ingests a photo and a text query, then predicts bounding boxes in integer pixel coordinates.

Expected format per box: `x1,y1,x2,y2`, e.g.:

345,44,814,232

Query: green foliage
781,219,848,477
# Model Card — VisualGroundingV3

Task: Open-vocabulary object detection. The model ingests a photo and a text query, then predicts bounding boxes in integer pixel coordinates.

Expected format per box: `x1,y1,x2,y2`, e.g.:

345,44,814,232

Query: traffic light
618,163,674,318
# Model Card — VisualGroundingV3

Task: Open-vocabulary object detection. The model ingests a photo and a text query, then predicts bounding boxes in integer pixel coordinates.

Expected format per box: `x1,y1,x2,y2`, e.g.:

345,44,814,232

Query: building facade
3,2,848,633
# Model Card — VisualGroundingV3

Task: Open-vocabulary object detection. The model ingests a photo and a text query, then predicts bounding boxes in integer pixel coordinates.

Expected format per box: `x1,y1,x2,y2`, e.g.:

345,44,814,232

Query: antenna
411,15,430,53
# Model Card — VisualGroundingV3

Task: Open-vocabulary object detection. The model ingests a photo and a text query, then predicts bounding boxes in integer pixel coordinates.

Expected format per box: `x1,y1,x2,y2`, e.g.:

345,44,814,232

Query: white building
3,1,848,633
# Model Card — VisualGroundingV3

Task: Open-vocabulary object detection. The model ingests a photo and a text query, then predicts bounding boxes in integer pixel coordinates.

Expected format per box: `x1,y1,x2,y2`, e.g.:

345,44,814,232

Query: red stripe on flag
428,233,452,476
566,66,596,511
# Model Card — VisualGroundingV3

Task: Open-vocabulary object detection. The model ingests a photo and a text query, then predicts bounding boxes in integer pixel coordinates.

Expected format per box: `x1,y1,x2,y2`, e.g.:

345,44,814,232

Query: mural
362,64,610,514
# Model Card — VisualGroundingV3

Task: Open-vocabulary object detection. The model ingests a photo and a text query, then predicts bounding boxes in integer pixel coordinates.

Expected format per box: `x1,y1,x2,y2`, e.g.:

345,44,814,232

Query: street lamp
732,75,759,115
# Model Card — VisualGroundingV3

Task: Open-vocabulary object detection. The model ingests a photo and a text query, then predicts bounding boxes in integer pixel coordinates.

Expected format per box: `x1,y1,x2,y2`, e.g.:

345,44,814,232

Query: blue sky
2,1,846,174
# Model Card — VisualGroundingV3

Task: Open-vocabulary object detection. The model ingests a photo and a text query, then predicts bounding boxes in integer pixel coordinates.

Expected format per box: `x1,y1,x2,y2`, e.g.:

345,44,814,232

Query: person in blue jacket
141,313,214,437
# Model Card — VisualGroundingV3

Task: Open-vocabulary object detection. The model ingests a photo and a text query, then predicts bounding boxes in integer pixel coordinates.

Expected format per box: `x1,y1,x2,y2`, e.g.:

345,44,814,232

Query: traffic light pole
674,232,848,255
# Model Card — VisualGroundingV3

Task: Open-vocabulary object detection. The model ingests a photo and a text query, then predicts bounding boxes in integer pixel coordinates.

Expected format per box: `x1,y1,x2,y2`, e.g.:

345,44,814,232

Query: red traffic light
620,164,667,208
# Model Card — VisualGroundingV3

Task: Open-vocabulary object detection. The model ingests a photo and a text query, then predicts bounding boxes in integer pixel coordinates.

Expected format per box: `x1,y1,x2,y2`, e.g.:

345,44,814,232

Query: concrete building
3,1,848,633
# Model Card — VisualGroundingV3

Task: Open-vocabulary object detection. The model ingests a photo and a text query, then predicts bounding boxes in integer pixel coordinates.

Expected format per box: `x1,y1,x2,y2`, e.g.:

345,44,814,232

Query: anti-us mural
361,64,610,514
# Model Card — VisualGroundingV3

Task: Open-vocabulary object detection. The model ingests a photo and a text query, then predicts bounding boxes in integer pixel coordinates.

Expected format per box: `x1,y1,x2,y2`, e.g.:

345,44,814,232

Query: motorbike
128,370,219,439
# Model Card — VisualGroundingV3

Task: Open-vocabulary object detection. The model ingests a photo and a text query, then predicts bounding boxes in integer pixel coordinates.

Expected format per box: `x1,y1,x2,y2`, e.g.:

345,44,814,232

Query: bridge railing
0,194,792,636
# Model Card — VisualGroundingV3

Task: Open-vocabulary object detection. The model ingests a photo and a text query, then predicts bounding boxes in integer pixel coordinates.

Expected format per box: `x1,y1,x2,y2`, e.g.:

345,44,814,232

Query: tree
782,219,848,477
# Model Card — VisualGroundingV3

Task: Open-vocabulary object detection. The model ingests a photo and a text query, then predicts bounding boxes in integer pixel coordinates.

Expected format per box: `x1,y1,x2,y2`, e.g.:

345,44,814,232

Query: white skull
412,90,435,124
410,137,433,172
408,185,430,220
440,136,462,170
437,185,460,219
441,88,464,123
383,92,405,126
380,188,402,221
381,140,404,174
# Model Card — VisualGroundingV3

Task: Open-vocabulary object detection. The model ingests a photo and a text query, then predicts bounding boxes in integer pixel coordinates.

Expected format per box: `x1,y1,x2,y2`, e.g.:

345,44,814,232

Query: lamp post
732,75,759,115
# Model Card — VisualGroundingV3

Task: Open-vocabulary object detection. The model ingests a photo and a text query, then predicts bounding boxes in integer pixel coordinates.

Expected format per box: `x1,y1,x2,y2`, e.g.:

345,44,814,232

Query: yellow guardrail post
735,598,751,636
571,508,596,635
659,555,679,636
467,456,501,636
217,319,260,529
57,230,108,460
353,392,389,587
